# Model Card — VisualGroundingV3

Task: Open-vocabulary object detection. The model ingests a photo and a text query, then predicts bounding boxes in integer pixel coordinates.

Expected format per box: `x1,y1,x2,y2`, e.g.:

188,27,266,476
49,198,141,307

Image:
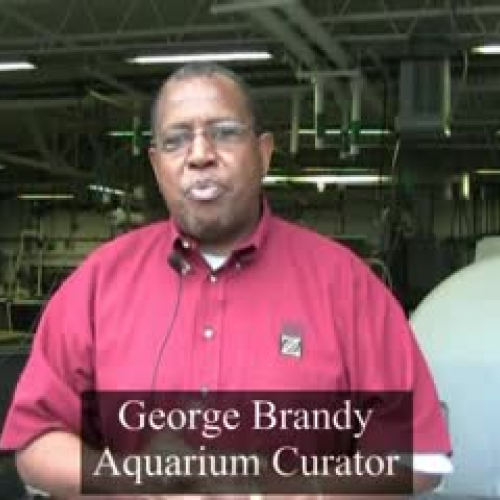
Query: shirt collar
165,197,272,260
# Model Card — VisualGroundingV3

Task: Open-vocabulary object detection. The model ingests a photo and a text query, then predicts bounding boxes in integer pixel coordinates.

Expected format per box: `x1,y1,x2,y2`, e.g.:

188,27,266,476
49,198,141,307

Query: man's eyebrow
160,121,192,131
162,117,244,130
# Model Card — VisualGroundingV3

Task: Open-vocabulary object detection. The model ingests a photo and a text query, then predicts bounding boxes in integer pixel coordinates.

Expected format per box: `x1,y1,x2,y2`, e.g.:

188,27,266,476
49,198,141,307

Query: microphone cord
149,265,184,393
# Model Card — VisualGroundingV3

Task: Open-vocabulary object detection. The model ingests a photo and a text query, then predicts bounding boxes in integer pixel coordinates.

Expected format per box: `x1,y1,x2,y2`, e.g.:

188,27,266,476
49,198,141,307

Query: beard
168,190,261,248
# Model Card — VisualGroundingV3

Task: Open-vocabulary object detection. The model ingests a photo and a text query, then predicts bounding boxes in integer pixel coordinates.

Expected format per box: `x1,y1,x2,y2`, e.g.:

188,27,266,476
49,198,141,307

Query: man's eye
162,131,192,151
211,124,244,141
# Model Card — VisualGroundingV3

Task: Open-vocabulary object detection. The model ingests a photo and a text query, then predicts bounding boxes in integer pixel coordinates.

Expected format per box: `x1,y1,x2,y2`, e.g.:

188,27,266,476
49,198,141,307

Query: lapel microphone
167,250,191,275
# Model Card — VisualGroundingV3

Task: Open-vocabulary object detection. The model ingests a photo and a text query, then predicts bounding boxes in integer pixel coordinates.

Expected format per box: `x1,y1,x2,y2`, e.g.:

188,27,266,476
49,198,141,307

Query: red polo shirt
0,202,451,458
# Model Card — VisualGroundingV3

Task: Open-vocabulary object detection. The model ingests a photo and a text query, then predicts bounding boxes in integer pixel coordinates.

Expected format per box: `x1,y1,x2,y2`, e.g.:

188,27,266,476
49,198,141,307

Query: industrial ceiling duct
396,58,451,136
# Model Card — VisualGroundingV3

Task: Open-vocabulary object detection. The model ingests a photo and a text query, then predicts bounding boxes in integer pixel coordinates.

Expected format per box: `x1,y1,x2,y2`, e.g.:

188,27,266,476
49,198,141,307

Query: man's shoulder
102,220,170,252
80,220,171,269
44,221,172,303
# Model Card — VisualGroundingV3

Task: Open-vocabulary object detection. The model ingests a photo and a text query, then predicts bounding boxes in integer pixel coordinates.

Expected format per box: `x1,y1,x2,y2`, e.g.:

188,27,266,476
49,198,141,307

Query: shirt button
235,262,242,270
200,386,209,396
209,274,217,283
204,327,214,339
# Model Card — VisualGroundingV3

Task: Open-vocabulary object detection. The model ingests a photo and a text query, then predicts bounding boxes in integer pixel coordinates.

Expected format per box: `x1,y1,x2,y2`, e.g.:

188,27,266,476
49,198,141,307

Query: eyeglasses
156,120,253,154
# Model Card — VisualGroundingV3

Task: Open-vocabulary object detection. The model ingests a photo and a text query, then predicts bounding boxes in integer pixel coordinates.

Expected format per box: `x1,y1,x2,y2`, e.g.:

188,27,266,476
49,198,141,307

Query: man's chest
94,265,349,393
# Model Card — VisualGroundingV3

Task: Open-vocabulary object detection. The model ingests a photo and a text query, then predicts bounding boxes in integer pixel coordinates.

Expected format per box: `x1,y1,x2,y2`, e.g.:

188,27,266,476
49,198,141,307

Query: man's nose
187,131,216,168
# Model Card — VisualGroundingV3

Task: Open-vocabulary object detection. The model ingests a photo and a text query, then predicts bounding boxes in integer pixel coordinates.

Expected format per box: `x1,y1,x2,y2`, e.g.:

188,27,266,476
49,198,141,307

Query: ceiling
2,0,500,197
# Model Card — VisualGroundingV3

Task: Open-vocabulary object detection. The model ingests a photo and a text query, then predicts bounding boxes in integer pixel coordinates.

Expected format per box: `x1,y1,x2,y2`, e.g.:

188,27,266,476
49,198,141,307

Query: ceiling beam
210,0,296,14
0,152,93,179
0,182,76,194
0,5,498,52
0,4,143,101
0,24,250,48
0,98,84,110
83,66,146,104
321,5,500,25
0,4,66,45
0,87,311,110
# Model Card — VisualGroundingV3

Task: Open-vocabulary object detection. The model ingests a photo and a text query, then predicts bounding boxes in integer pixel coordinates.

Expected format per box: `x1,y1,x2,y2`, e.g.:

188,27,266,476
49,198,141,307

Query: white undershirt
201,251,229,271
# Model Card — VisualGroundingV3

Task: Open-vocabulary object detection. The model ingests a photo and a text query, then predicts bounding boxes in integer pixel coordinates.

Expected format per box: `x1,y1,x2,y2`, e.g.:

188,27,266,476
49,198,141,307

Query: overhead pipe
132,114,141,157
313,73,326,150
215,5,349,143
0,151,93,179
87,90,131,110
290,90,301,155
210,0,297,15
83,66,145,104
247,7,345,121
349,74,362,157
281,1,381,116
282,2,349,67
248,8,347,110
339,100,351,161
247,8,317,67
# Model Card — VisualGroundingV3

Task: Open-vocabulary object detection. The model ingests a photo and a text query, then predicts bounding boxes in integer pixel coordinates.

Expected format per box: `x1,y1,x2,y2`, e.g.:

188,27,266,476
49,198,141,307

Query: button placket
189,267,225,391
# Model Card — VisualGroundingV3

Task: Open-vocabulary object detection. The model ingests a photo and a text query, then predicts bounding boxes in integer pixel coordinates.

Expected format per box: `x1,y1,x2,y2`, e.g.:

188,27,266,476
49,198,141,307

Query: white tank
410,256,500,497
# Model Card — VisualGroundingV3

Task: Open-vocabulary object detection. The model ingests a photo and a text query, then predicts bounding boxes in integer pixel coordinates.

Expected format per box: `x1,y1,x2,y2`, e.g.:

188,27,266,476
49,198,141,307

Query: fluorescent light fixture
301,167,372,174
476,169,500,175
299,128,391,136
472,44,500,55
127,51,272,64
0,61,35,72
264,174,392,186
88,184,125,196
108,130,152,138
18,193,74,200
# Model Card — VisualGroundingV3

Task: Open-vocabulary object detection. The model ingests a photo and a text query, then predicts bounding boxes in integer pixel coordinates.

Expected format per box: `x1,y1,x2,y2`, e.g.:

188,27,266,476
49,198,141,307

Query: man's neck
199,244,231,257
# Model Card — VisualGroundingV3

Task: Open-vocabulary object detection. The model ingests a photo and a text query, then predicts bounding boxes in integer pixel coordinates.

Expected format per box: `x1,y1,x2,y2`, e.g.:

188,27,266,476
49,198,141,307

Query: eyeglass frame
152,119,256,155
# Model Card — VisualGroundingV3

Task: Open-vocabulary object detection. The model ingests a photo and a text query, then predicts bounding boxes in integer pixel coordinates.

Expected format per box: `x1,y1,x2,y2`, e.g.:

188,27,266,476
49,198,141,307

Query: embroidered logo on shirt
280,323,303,358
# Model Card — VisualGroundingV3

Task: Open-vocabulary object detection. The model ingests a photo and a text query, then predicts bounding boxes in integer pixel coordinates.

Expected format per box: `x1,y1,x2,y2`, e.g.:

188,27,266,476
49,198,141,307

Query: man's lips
184,180,225,201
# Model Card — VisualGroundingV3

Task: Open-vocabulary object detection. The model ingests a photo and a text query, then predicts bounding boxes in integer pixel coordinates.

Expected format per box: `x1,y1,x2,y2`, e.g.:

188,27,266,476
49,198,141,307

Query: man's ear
148,146,161,183
258,132,274,177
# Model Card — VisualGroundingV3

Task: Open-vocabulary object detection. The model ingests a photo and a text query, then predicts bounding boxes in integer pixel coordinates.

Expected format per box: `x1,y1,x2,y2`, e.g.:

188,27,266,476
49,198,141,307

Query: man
1,63,452,498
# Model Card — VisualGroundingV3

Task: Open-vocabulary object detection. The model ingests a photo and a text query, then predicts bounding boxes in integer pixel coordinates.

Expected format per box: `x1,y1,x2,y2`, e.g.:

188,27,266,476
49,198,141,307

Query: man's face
149,75,274,251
